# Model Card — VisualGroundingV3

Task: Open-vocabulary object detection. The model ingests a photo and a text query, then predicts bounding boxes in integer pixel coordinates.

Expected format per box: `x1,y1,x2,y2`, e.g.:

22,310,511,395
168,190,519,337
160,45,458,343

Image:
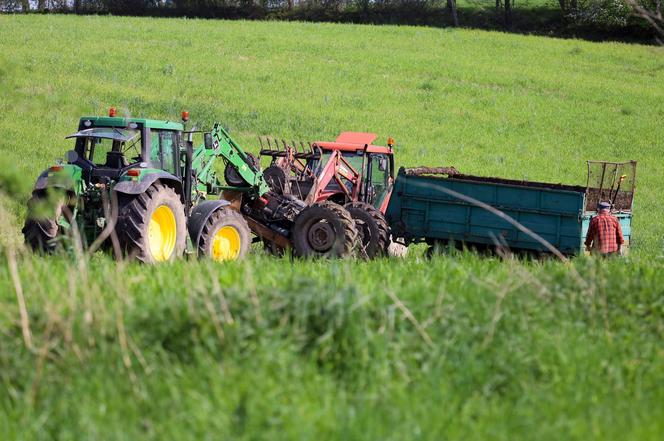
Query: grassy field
1,14,663,440
1,15,663,254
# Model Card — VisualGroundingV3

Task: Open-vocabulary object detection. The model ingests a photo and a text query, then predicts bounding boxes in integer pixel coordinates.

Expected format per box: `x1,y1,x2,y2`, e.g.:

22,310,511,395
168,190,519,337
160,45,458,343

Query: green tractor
23,109,361,261
23,109,255,263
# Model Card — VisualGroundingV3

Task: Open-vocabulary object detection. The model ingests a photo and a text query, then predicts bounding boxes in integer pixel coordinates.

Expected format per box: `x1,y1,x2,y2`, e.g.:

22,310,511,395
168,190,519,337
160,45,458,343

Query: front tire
116,183,186,263
292,201,358,258
198,207,251,262
344,202,390,258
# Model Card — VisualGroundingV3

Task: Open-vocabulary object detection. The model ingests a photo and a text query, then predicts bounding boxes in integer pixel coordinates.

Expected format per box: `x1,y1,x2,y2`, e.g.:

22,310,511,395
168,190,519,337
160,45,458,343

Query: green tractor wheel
116,183,186,263
22,193,64,253
344,202,390,259
292,201,358,258
197,207,251,262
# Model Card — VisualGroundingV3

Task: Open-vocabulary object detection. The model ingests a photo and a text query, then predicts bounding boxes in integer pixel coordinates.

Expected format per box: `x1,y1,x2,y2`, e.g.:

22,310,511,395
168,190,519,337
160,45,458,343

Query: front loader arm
209,123,270,197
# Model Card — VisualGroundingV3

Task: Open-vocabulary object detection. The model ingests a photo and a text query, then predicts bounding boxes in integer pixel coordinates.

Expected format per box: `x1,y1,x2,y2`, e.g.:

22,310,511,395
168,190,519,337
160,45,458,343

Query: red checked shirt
585,213,624,254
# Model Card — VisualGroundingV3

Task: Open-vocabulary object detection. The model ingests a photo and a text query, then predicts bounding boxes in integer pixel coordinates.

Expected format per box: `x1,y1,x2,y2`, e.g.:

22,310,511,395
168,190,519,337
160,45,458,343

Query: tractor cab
258,132,395,212
310,132,394,211
67,127,140,169
65,112,184,185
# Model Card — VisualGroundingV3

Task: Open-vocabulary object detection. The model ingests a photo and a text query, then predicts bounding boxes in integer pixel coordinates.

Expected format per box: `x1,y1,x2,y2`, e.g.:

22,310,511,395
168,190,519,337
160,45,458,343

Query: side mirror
204,133,214,149
378,157,387,172
186,125,197,144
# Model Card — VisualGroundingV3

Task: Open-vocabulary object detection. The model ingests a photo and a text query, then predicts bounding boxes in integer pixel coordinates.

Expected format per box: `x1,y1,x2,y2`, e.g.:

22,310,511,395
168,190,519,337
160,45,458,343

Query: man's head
598,201,611,213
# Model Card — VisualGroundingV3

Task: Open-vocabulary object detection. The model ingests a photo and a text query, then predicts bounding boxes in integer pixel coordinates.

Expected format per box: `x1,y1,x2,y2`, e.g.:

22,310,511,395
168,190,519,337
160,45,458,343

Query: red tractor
258,132,395,257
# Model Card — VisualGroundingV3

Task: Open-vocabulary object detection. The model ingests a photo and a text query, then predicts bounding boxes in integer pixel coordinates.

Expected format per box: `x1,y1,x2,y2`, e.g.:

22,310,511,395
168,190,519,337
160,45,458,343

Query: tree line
1,0,662,42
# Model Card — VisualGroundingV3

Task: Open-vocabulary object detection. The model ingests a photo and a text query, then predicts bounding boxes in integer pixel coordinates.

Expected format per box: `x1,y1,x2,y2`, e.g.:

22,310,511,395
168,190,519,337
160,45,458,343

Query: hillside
0,15,663,440
1,15,663,255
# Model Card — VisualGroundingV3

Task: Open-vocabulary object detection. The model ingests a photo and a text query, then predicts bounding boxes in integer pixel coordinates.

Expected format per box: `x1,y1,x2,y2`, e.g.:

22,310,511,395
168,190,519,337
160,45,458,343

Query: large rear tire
116,183,186,263
344,202,389,258
198,207,251,262
292,201,358,258
22,194,63,253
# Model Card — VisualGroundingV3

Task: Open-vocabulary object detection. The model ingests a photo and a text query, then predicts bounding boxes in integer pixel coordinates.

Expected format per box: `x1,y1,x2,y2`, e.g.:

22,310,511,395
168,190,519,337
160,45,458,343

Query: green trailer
385,161,636,256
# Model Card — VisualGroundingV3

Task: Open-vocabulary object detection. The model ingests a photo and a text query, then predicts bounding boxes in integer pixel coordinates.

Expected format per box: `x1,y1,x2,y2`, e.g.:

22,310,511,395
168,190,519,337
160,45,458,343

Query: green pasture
0,14,663,440
1,14,662,255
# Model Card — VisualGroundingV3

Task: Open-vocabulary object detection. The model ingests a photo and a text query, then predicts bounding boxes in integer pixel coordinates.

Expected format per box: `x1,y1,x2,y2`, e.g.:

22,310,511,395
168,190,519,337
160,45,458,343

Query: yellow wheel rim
148,205,177,262
211,226,241,261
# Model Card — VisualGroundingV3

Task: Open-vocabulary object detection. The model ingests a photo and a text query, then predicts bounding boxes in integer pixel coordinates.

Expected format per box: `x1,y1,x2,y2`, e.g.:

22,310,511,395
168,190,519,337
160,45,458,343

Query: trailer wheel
292,201,358,258
198,207,251,261
22,193,64,253
262,239,287,257
116,183,186,263
344,202,390,258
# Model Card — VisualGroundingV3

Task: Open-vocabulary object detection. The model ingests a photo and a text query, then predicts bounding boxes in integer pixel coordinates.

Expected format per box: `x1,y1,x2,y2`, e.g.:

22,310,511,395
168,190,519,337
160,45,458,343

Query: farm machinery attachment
209,124,358,258
23,110,360,261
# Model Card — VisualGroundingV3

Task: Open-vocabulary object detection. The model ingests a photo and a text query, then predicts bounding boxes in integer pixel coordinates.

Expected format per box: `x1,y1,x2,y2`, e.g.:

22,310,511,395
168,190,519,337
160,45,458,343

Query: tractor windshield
67,128,141,167
312,152,364,175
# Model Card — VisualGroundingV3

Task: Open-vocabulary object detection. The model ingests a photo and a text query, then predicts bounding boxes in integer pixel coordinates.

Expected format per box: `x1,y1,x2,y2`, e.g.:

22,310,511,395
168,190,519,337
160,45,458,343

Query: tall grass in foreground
1,243,662,439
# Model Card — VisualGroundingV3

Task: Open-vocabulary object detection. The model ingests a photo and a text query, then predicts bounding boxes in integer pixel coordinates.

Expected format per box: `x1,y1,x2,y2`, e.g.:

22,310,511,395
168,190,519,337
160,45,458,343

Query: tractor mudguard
33,171,50,191
33,167,81,193
114,172,182,196
188,199,232,247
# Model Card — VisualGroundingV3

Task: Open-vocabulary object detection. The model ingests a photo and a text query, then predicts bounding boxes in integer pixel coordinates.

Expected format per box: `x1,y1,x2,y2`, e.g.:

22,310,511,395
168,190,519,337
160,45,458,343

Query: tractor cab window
313,152,364,176
341,152,364,174
67,128,139,168
368,153,391,207
313,151,364,194
150,130,178,175
370,154,389,186
88,137,117,165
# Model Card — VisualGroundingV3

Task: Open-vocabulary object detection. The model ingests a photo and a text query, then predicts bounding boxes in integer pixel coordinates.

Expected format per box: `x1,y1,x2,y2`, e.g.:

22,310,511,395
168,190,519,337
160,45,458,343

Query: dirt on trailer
585,188,633,212
405,166,461,177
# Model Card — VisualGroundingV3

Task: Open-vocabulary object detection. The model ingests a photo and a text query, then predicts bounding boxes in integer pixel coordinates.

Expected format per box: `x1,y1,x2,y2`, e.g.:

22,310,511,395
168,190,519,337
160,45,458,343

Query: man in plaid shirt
584,201,624,256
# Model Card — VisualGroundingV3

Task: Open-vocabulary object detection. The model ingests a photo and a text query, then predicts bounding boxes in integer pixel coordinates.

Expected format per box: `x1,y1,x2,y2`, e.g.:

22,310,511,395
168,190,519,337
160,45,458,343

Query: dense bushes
0,0,660,42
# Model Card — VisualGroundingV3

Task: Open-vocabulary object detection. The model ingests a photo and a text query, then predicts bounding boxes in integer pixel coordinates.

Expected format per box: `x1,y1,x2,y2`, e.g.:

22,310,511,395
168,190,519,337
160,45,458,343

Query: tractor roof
66,127,140,142
314,132,393,154
79,116,184,131
336,132,377,145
